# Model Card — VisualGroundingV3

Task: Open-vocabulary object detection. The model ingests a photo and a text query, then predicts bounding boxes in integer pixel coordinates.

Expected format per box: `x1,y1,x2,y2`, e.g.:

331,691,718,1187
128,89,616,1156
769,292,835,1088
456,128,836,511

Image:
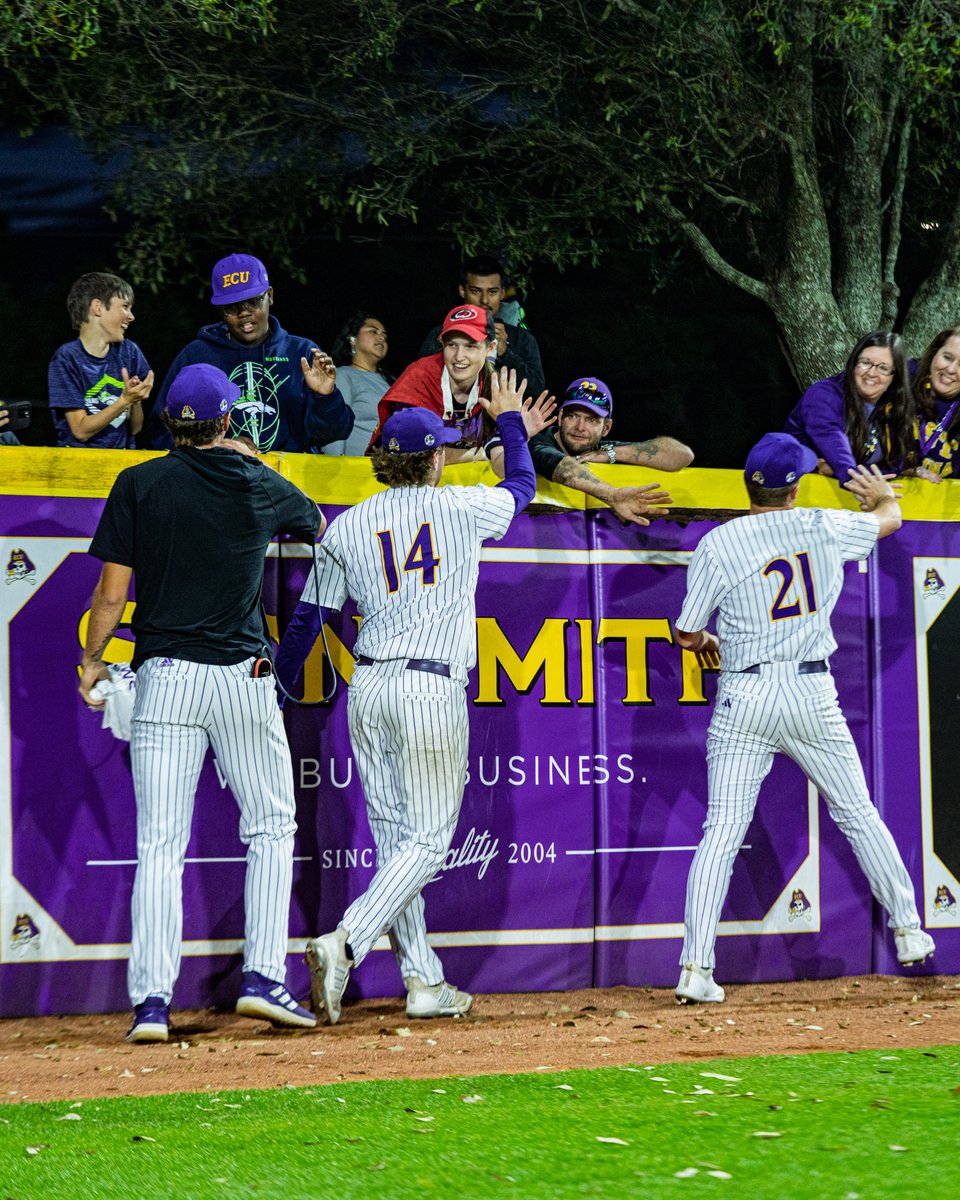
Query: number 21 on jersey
377,524,440,593
764,551,818,620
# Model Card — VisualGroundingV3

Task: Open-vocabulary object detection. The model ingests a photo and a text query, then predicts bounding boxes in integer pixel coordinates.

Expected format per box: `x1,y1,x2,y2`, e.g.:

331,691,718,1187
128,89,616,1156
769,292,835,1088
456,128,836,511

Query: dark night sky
1,127,798,463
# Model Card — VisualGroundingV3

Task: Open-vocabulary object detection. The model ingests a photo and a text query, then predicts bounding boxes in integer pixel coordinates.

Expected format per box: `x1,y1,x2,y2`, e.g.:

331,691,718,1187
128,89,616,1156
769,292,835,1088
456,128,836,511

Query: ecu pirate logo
11,912,40,954
5,547,37,587
787,888,813,923
922,567,945,600
933,884,957,917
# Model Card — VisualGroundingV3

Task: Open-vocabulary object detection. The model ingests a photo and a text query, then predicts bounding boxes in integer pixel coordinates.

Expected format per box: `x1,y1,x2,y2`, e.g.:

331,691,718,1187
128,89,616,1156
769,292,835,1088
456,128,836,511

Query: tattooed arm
80,562,132,706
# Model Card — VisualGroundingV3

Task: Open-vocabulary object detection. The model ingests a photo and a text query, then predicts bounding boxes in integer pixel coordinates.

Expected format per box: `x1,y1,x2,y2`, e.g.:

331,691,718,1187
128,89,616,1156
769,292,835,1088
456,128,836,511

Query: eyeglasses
220,292,269,318
854,358,894,378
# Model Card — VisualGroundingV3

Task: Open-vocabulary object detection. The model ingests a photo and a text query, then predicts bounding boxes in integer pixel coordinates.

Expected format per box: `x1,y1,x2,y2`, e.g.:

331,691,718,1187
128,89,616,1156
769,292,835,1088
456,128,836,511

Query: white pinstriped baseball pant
342,660,469,986
128,656,297,1005
682,663,921,970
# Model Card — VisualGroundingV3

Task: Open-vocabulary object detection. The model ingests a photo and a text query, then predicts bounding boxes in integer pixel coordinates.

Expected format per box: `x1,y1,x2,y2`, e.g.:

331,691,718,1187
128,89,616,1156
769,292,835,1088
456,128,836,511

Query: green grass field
1,1045,957,1199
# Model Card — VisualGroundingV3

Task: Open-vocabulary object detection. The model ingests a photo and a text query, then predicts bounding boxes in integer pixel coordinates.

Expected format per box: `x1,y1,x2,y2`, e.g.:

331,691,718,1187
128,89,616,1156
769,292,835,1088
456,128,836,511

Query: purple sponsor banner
283,506,597,1002
0,490,952,1018
872,522,960,973
591,512,874,986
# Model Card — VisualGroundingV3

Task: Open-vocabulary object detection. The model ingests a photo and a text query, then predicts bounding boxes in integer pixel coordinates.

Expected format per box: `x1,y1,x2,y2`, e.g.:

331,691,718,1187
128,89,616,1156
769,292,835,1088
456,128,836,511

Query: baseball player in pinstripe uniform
674,432,934,1003
285,368,538,1023
80,363,323,1042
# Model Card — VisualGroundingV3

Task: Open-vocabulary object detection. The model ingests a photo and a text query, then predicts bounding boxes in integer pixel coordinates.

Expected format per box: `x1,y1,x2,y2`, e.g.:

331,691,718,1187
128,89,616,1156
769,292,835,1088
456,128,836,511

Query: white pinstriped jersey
302,484,515,669
677,508,879,671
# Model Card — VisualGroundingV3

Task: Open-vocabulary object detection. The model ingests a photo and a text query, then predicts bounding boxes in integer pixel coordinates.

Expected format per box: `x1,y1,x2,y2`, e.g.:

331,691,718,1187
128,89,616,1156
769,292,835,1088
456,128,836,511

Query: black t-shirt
90,446,321,669
528,429,620,480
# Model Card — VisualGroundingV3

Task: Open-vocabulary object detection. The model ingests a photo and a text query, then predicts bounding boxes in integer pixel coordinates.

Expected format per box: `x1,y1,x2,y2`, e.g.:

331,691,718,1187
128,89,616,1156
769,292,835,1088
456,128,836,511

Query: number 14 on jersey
377,524,441,593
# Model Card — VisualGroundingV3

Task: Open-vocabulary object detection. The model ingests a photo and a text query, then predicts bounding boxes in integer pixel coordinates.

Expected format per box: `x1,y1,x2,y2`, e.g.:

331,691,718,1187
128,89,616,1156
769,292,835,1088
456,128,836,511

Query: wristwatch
605,445,616,464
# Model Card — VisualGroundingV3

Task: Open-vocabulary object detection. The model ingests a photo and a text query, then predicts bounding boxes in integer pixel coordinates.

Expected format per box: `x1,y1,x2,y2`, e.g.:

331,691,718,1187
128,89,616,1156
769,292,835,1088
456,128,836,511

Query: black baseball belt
739,660,827,675
354,654,451,678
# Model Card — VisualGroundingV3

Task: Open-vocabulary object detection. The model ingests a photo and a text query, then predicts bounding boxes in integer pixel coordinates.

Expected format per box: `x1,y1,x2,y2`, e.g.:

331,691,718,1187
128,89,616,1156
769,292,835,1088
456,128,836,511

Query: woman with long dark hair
910,325,960,482
321,312,391,456
783,331,915,483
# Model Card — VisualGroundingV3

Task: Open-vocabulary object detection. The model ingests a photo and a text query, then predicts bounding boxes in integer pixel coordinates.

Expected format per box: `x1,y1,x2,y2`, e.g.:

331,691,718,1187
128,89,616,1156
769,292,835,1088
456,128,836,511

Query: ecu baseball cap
439,305,496,343
560,377,613,418
382,407,463,454
165,363,241,421
210,253,270,306
744,432,818,488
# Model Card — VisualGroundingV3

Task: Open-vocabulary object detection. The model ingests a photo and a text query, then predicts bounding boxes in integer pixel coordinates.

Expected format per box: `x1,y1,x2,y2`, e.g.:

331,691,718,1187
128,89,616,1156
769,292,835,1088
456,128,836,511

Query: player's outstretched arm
676,626,721,669
275,600,324,705
484,370,537,511
844,464,902,539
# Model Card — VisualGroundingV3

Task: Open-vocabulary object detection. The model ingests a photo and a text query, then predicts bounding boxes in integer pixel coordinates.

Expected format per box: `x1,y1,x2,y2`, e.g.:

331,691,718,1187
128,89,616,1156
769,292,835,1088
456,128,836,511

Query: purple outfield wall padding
0,478,953,1018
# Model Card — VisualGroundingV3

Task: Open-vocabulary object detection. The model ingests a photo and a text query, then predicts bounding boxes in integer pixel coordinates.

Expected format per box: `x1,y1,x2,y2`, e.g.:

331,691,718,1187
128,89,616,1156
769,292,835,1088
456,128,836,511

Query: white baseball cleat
305,927,353,1025
675,962,725,1004
894,927,935,965
405,976,473,1018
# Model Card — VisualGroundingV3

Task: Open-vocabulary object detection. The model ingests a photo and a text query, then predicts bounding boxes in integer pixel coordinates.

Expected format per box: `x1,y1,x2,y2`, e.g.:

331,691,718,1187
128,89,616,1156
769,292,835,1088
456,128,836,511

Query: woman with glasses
322,312,392,457
910,326,960,482
782,331,915,484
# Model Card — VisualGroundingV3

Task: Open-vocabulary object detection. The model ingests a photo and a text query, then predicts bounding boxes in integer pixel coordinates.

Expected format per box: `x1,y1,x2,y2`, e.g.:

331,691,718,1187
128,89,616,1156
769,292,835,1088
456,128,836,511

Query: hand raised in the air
480,366,528,418
520,390,557,439
301,348,337,395
606,483,672,527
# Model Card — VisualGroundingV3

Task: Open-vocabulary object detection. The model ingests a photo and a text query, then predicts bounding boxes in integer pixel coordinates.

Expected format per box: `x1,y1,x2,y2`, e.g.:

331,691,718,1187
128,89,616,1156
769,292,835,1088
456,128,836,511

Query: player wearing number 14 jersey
673,433,933,1004
280,370,540,1023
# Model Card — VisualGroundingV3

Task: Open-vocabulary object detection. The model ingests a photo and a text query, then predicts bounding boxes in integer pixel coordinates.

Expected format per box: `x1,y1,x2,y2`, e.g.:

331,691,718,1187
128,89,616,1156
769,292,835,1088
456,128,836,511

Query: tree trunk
901,194,960,357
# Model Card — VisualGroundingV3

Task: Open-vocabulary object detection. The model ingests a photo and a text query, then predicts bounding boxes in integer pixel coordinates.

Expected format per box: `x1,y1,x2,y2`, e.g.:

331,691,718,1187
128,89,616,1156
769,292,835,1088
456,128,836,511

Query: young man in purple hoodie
152,253,354,453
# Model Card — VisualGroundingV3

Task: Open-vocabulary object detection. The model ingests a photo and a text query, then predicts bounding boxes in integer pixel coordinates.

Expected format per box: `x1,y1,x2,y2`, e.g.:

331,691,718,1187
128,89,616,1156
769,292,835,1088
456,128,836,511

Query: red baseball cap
439,305,496,343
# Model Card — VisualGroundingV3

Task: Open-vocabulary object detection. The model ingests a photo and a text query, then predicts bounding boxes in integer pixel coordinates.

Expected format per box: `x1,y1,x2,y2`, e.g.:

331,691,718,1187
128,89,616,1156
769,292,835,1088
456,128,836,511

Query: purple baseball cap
210,253,270,306
560,377,613,418
382,407,464,454
165,363,241,421
744,432,818,488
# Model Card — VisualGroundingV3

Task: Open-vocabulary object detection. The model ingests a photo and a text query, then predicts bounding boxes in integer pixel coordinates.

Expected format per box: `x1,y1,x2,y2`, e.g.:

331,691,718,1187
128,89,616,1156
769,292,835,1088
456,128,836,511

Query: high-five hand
481,366,528,417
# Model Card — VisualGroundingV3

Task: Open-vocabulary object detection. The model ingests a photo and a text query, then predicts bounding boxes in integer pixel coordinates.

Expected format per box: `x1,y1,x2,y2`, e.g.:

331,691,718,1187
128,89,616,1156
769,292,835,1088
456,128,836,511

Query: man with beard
514,376,693,527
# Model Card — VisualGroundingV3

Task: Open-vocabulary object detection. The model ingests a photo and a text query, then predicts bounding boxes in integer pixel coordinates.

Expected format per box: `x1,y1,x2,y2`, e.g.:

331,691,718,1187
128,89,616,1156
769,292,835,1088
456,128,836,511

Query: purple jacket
782,373,857,481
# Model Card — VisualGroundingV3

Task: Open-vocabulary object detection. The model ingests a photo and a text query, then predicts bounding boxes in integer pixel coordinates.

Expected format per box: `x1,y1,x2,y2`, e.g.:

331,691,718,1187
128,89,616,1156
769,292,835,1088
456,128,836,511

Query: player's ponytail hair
370,446,438,486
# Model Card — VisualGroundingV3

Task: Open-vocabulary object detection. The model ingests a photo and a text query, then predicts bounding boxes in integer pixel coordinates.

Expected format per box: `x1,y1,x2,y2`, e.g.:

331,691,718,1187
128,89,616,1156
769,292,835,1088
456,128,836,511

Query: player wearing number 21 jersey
278,370,540,1024
673,432,933,1004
